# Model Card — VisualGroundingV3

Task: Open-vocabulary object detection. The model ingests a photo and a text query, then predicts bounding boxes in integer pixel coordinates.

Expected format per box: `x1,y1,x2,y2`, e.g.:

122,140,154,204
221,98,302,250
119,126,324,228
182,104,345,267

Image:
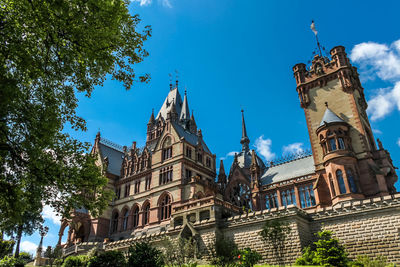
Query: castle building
58,46,399,264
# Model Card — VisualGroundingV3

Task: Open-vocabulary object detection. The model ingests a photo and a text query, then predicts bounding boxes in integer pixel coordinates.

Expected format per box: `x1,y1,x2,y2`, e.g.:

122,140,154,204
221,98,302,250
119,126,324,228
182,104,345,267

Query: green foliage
162,237,197,267
259,219,291,264
0,0,150,234
296,230,349,266
18,252,33,264
87,250,126,267
62,255,89,267
127,242,163,267
234,248,262,267
0,239,14,259
208,236,238,267
0,255,25,267
44,246,62,267
350,255,394,267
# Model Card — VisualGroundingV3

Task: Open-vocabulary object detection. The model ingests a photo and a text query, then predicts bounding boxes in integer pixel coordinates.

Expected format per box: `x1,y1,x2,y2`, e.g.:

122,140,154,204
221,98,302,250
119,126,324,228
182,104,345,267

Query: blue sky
20,0,400,254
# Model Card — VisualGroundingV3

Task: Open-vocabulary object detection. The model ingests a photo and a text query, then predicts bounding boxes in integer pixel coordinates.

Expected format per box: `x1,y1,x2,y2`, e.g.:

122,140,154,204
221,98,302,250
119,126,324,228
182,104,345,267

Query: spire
148,108,155,124
250,149,259,168
189,110,197,133
180,88,190,121
240,109,250,151
319,105,345,127
218,160,227,185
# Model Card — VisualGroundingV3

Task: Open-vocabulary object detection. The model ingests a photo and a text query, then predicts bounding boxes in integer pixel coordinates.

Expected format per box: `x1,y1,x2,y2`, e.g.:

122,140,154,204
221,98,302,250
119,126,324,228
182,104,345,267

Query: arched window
329,138,337,151
329,173,336,197
299,184,316,208
160,194,172,220
336,170,346,194
346,169,358,193
143,203,150,225
112,212,119,233
281,188,296,207
265,192,278,210
162,137,172,160
338,137,345,149
132,206,139,228
122,209,129,231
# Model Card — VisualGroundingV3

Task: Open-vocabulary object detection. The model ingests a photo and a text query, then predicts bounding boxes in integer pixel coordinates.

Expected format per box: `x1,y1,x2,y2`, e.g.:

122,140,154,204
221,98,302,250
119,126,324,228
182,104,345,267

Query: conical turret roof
319,107,345,127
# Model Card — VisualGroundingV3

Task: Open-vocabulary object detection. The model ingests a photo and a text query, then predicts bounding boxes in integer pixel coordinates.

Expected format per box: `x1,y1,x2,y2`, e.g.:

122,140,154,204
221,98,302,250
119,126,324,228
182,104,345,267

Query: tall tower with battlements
293,46,398,206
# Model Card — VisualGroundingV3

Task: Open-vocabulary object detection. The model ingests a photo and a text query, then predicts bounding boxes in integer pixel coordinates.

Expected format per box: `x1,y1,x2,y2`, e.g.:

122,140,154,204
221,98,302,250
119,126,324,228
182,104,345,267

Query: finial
325,102,328,107
240,109,250,151
310,20,323,57
169,73,172,90
241,109,244,113
175,70,179,88
184,86,187,96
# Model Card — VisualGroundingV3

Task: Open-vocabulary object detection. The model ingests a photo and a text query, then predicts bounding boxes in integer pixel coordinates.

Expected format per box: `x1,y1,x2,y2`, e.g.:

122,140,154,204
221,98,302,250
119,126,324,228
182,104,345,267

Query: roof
98,138,124,176
236,150,266,170
171,121,211,153
260,155,315,185
156,88,183,120
319,108,345,127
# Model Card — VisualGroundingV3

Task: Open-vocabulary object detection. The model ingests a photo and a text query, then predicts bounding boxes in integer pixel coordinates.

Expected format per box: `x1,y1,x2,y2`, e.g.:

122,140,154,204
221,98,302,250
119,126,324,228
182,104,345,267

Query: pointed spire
180,88,190,121
240,109,250,151
218,160,227,185
250,149,259,168
148,108,155,124
189,110,197,133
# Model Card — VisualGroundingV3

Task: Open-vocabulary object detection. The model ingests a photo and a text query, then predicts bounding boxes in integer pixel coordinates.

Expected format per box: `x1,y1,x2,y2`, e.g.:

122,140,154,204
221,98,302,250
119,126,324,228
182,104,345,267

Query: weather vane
310,20,323,57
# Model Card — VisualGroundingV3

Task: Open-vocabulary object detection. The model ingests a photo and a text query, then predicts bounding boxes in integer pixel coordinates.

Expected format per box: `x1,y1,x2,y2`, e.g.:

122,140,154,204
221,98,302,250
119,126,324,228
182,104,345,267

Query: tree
162,237,197,267
296,230,349,266
0,237,14,259
87,250,126,267
259,219,291,265
208,236,238,267
44,246,62,267
0,0,150,238
127,242,164,267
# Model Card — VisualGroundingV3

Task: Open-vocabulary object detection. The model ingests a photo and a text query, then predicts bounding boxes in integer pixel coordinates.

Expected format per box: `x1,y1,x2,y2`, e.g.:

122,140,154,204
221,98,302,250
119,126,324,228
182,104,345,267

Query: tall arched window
112,212,119,233
122,209,129,231
338,137,345,149
281,188,296,207
329,173,336,197
132,206,139,228
265,192,278,210
162,137,172,160
160,194,172,220
346,169,358,193
143,203,150,225
336,170,346,194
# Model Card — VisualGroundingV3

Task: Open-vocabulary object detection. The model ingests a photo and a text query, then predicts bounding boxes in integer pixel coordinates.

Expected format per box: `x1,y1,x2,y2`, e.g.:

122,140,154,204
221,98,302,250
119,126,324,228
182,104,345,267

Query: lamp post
36,226,49,257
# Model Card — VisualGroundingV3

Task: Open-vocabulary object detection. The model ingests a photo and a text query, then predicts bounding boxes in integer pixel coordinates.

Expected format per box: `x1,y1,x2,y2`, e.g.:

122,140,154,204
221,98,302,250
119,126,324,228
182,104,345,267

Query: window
265,192,278,209
160,194,172,220
206,157,211,167
145,176,151,190
329,173,336,197
185,169,192,180
162,137,172,160
122,210,129,231
132,206,139,228
197,153,203,163
338,137,345,149
299,184,316,208
140,159,145,170
112,212,119,233
329,138,337,151
134,181,140,194
115,187,121,200
143,203,150,225
346,169,358,193
336,170,346,194
159,166,173,185
281,188,296,207
186,146,192,158
124,184,130,198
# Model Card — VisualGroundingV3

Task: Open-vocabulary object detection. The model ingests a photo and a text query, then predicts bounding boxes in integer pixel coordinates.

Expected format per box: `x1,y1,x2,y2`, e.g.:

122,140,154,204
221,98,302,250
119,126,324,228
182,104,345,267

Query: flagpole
315,34,323,57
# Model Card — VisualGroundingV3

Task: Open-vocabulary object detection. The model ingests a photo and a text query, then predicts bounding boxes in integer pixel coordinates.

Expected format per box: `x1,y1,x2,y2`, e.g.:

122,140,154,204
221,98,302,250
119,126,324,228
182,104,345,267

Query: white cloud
131,0,172,8
282,142,304,155
372,128,382,134
42,205,61,226
220,151,238,161
254,135,275,161
350,39,400,120
131,0,152,6
397,138,400,147
21,241,37,254
160,0,172,8
367,82,400,121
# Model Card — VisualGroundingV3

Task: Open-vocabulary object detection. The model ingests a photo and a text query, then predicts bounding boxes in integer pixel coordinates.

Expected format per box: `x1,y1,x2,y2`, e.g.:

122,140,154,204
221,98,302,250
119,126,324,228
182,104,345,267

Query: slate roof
98,138,124,176
156,88,183,120
260,155,315,185
319,108,345,127
236,150,266,170
172,121,211,153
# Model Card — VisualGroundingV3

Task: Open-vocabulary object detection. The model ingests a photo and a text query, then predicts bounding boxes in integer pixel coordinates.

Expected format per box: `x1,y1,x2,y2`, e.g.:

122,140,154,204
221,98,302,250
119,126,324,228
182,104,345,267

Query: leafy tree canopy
0,0,150,236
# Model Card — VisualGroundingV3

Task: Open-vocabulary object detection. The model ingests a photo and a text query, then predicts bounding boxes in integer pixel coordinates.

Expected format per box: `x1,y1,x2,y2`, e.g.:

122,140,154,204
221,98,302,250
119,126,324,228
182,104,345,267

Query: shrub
259,219,291,265
234,247,262,267
0,239,14,259
161,237,197,267
127,242,163,267
0,256,25,267
296,230,349,266
18,252,33,264
208,237,237,267
87,250,126,267
62,255,89,267
350,255,394,267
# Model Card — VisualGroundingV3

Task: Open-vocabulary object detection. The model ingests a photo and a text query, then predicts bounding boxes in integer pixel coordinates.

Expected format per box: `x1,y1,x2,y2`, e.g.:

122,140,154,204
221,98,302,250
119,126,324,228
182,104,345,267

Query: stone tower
293,46,397,205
